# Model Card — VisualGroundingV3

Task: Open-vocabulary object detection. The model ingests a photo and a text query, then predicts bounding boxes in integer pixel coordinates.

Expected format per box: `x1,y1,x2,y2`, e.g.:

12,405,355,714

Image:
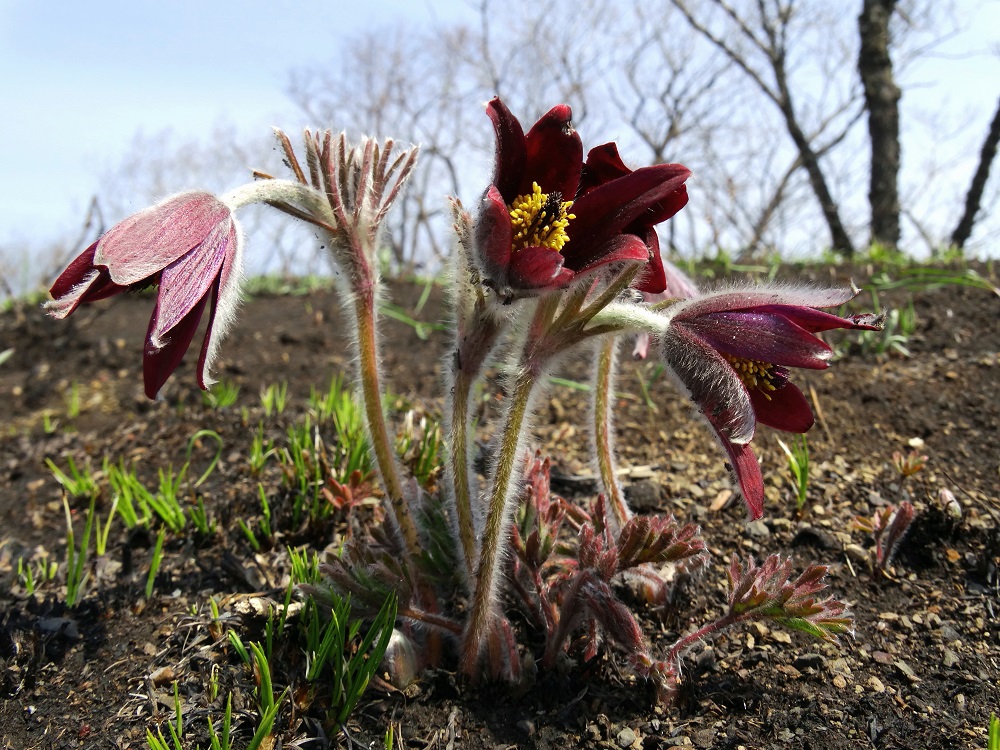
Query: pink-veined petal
750,382,815,433
679,311,834,369
95,192,232,285
149,219,232,347
672,285,858,321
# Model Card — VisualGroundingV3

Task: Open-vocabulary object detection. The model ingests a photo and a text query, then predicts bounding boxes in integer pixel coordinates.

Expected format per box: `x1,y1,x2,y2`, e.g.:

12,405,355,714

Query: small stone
693,729,716,748
894,660,919,682
617,727,637,748
954,694,966,711
517,719,536,737
942,649,960,668
844,544,869,564
793,653,825,671
868,676,886,693
940,624,962,643
745,520,770,538
832,674,848,689
695,647,716,673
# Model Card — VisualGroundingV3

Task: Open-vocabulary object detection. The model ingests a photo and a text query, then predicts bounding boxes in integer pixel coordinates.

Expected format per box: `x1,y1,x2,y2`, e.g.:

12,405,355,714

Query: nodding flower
47,191,244,399
658,285,884,519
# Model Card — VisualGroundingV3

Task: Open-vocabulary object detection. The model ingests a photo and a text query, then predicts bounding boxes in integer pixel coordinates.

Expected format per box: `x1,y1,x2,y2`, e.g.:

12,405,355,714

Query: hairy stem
461,368,536,674
450,368,479,582
593,337,631,532
353,290,422,560
666,611,739,667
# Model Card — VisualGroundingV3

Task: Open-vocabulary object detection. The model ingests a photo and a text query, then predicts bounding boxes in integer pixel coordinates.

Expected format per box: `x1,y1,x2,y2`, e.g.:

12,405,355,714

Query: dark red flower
660,285,884,519
47,191,243,399
474,98,689,297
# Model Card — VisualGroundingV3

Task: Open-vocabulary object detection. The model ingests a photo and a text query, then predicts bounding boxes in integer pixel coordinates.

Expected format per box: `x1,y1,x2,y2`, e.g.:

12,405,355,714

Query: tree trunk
951,95,1000,251
858,0,901,249
774,71,857,255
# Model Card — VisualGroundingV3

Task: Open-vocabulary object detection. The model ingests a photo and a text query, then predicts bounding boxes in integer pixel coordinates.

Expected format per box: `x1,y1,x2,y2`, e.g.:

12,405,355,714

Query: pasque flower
47,191,244,399
659,286,883,519
474,98,690,297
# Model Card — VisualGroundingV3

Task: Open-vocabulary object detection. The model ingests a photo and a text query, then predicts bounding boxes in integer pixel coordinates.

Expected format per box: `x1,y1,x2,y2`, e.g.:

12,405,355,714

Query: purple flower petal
673,285,858,321
678,311,834,369
661,324,756,444
149,220,232,347
721,438,765,521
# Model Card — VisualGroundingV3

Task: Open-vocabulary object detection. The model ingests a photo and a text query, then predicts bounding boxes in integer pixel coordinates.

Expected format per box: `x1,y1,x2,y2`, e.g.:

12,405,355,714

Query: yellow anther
508,182,575,252
724,354,779,399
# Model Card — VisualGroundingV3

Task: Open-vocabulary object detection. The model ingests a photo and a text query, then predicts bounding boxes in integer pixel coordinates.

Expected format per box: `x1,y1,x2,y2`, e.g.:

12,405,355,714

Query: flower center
508,182,575,253
724,354,781,399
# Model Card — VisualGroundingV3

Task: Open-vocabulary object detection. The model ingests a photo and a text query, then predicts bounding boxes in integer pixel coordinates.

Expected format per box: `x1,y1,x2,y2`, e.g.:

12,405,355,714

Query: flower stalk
592,336,631,532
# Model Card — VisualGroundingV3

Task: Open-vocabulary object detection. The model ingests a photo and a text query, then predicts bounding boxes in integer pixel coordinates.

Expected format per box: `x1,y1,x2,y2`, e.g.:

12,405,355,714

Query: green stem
354,290,422,560
593,336,631,532
461,368,536,674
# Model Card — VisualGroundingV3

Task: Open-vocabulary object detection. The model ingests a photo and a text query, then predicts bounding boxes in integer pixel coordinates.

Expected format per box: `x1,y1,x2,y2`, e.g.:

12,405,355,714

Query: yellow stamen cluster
508,182,575,252
724,354,779,399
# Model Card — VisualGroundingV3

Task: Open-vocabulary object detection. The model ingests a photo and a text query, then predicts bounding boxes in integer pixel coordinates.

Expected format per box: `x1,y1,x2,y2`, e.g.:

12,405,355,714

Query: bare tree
667,0,859,255
950,94,1000,251
858,0,902,248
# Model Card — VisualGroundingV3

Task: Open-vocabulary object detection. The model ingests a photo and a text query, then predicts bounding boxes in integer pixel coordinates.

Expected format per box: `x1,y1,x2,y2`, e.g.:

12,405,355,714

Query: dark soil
1,268,998,749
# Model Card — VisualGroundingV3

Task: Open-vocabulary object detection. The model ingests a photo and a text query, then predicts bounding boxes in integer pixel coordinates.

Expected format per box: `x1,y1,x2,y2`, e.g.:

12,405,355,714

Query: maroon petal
196,277,222,390
522,104,582,200
473,186,514,277
752,304,882,333
507,246,574,290
50,242,99,299
569,166,689,265
150,219,231,346
750,382,815,433
565,233,650,276
486,98,527,204
633,228,666,295
143,291,210,399
578,143,631,196
720,437,765,520
679,311,834,369
661,325,756,444
96,192,231,285
675,287,857,321
47,242,132,319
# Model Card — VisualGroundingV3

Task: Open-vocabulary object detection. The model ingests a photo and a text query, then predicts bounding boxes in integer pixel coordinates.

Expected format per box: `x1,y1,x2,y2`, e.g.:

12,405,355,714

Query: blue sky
0,0,470,263
1,0,998,286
